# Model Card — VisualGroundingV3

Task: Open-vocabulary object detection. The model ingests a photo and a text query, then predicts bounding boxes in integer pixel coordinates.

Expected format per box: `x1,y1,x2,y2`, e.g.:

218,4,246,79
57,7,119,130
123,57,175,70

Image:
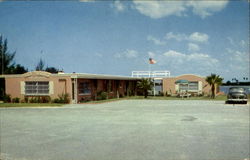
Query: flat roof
0,71,141,80
59,73,141,80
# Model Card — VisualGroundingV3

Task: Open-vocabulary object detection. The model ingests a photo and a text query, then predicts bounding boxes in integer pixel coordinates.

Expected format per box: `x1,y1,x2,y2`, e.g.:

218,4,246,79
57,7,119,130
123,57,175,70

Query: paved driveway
0,100,249,160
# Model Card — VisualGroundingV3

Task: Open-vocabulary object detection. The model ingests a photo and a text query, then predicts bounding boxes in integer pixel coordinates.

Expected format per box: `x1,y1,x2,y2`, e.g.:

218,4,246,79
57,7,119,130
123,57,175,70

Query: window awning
175,79,189,84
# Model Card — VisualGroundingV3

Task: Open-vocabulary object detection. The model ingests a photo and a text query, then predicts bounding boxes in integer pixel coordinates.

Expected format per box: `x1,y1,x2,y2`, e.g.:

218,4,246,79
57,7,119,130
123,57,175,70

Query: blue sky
0,0,249,81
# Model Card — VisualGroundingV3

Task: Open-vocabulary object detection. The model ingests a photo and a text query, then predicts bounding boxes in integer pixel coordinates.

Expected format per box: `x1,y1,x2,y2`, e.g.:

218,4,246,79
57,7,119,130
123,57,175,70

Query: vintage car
226,87,248,104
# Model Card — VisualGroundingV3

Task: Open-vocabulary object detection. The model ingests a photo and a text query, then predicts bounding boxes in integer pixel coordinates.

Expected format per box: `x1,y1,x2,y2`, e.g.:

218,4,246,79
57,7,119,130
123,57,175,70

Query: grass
128,95,228,101
80,98,126,104
81,95,228,104
0,103,64,107
2,94,247,107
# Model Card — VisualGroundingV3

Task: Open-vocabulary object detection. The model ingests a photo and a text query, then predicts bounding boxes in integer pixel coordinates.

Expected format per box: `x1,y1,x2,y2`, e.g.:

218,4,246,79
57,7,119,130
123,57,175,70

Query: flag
149,58,156,64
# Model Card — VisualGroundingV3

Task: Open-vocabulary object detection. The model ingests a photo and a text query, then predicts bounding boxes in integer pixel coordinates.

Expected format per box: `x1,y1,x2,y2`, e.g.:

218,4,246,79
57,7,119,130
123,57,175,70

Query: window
178,82,198,92
179,84,189,91
108,80,114,92
25,81,49,95
188,82,198,91
79,82,91,95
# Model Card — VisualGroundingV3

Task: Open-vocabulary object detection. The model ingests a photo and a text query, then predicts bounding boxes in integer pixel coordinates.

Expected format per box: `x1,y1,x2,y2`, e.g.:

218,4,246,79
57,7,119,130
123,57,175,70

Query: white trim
132,70,170,78
49,81,54,95
198,81,203,92
175,84,179,92
20,81,25,94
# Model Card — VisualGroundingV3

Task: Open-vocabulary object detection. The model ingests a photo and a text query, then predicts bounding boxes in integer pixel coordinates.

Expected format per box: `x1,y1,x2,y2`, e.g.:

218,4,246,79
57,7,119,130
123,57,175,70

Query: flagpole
149,63,151,78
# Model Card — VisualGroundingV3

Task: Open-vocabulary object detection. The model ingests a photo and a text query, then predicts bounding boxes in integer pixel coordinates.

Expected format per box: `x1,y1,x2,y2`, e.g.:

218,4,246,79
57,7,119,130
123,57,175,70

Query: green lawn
0,103,64,107
2,94,246,107
80,97,128,104
128,95,228,101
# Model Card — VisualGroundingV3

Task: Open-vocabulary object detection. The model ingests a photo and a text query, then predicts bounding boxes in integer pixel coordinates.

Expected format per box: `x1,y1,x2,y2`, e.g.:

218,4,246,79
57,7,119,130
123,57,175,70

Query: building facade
2,71,139,103
1,71,218,103
162,74,212,96
132,70,170,96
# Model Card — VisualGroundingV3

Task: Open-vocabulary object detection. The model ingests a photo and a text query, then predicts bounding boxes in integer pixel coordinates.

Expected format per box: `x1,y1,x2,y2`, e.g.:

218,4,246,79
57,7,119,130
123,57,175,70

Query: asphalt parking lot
0,100,249,160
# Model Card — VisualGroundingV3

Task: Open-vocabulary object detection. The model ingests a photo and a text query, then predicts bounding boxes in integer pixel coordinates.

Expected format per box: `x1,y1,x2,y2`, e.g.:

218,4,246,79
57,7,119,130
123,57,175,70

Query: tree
45,67,59,73
206,74,223,99
137,78,153,98
36,58,45,71
0,35,28,74
5,64,27,74
0,36,15,74
35,59,60,74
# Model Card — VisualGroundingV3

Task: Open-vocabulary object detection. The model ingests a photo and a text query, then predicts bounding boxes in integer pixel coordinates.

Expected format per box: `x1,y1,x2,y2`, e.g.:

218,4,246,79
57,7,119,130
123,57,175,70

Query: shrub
158,91,164,96
29,97,39,103
53,98,61,103
80,97,91,103
3,94,11,103
53,93,70,104
24,97,29,103
128,90,134,96
119,94,124,98
26,96,51,103
41,96,51,103
97,91,107,100
12,97,20,103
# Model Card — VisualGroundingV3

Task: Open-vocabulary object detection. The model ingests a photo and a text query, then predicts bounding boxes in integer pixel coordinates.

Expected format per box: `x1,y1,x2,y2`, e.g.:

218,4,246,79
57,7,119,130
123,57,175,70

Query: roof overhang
0,71,141,80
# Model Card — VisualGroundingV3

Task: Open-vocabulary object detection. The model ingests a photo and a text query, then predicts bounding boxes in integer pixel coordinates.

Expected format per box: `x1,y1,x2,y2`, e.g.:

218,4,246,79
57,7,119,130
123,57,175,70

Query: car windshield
229,87,244,92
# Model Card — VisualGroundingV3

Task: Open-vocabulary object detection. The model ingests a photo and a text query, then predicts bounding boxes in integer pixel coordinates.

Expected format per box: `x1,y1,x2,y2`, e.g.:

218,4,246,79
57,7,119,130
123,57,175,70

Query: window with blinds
25,81,49,95
188,82,198,91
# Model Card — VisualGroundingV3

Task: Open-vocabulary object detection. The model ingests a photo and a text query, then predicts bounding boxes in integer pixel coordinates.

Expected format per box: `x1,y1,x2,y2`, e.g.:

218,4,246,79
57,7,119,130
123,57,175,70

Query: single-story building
162,74,217,96
0,71,219,103
1,71,140,103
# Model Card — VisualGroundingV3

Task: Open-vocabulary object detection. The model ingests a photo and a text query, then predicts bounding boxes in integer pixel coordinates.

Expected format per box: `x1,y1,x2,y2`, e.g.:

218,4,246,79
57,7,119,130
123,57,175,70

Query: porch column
74,78,78,103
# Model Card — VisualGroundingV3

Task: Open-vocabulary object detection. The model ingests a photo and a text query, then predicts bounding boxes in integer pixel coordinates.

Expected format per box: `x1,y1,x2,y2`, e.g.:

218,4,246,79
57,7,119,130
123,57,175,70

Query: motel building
0,70,215,103
132,71,212,96
0,71,140,104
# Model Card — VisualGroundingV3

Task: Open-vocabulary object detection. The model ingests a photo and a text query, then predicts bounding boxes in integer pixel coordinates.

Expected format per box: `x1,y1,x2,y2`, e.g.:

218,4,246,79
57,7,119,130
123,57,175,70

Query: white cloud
95,53,103,58
227,38,247,48
165,32,209,43
189,32,209,43
132,0,228,19
187,53,218,65
147,35,166,45
163,50,185,58
79,0,95,2
160,50,219,73
226,49,249,63
113,0,125,12
114,49,138,59
148,51,156,58
165,32,187,41
227,37,234,46
226,48,233,54
133,1,186,19
188,43,200,52
187,1,229,18
240,40,247,48
163,50,217,64
225,47,249,78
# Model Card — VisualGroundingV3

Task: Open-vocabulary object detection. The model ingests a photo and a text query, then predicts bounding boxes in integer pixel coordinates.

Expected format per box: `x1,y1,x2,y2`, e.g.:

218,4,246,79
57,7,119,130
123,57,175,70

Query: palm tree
137,78,153,98
206,74,223,99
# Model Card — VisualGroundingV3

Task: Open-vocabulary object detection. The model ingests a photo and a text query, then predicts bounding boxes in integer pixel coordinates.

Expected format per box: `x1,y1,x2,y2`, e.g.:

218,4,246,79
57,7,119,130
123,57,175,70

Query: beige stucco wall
162,74,211,95
5,71,72,100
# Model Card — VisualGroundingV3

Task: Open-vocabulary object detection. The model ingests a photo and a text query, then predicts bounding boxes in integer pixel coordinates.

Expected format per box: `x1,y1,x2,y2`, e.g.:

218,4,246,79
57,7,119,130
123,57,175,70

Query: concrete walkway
0,100,249,160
